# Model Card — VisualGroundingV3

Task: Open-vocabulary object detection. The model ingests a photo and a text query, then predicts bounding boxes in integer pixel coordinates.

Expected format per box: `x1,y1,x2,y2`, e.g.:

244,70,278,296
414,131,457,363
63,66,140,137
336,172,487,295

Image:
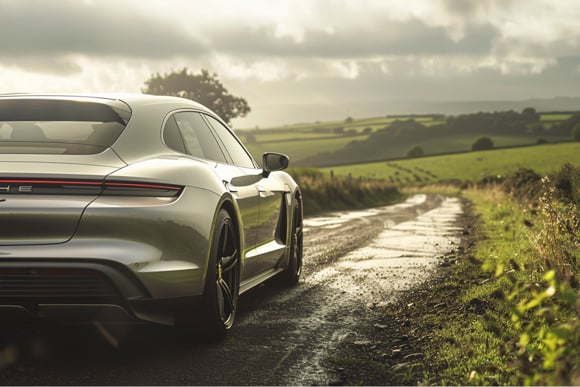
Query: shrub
406,145,425,158
572,123,580,141
288,167,403,216
472,136,494,151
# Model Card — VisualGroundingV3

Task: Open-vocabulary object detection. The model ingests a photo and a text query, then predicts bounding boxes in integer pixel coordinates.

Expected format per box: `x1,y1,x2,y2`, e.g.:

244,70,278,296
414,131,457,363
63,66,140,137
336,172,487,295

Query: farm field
239,112,575,166
320,142,580,185
540,113,572,121
245,134,367,163
240,115,442,134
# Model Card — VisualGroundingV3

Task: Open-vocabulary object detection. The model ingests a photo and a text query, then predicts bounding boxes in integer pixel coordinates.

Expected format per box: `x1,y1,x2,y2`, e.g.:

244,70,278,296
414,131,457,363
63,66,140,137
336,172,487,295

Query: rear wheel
178,209,240,340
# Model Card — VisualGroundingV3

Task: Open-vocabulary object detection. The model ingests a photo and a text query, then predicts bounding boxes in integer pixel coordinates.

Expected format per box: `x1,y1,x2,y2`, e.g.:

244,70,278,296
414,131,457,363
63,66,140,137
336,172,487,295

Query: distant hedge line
288,167,405,216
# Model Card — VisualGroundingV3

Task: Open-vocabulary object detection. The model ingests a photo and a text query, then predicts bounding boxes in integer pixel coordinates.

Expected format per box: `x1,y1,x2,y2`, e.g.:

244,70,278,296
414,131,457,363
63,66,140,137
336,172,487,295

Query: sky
1,0,580,128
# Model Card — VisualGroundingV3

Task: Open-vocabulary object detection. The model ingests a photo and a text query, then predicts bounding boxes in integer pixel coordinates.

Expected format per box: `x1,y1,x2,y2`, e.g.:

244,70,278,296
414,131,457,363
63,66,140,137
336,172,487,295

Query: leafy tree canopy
472,136,494,151
406,145,425,158
522,107,540,122
142,68,250,125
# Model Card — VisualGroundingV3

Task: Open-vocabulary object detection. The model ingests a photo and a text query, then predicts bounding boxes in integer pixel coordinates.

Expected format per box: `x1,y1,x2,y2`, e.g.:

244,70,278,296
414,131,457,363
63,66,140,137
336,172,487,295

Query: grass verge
413,167,579,385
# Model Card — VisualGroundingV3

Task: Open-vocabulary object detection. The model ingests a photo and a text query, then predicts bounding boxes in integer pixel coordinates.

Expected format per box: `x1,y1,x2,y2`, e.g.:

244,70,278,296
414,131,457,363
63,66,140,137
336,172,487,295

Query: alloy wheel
215,218,239,328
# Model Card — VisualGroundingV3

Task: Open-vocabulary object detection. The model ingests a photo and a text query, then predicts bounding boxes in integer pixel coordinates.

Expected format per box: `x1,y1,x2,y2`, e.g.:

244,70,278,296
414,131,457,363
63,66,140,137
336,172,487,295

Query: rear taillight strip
0,179,182,197
104,182,181,191
102,181,182,197
0,179,101,186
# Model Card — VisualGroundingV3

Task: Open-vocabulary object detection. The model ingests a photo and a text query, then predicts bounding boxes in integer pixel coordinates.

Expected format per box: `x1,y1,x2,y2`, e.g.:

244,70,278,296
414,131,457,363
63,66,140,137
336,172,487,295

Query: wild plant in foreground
506,171,580,385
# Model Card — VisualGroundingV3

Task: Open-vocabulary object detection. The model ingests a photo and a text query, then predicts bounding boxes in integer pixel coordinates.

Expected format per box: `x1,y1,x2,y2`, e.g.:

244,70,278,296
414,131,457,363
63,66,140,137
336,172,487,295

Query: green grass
420,133,565,152
421,180,580,385
286,167,404,216
322,142,580,185
540,113,572,121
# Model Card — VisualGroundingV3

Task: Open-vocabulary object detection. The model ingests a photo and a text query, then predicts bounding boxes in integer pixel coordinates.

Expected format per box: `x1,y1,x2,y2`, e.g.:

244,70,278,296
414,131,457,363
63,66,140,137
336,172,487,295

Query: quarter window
204,115,255,169
172,112,227,163
162,116,186,154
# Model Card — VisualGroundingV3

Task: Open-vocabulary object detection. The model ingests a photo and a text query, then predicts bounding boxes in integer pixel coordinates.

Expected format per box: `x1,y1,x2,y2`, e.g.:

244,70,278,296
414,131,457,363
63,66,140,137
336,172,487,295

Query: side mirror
262,152,289,176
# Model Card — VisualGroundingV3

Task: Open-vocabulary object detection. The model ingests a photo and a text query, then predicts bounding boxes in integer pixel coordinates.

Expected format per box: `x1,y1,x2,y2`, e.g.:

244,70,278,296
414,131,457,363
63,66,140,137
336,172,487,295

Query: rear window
0,99,130,155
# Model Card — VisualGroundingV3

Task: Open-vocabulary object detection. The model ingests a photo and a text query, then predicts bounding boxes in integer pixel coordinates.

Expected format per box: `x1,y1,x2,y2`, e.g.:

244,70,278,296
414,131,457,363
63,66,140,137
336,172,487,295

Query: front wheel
274,198,303,286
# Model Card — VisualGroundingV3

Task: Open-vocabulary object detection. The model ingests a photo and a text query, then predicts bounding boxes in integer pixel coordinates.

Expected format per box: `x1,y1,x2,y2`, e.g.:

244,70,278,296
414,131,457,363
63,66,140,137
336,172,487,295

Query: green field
245,134,368,162
540,113,572,121
245,115,441,133
321,142,580,184
239,112,575,166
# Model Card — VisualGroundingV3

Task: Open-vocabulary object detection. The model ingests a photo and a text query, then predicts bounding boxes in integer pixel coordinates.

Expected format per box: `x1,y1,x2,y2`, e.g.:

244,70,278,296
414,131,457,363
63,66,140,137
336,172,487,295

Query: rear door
167,112,261,263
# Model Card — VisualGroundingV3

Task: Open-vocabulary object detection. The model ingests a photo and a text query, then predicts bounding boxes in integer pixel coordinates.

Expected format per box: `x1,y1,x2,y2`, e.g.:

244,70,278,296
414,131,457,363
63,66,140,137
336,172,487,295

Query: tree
549,113,580,137
529,123,545,135
522,107,540,122
142,68,250,125
572,123,580,141
406,145,424,158
471,136,494,151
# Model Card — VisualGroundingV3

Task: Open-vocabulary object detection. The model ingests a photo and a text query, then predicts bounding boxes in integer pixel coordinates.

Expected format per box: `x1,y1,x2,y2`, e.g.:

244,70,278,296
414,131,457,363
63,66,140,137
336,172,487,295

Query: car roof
0,93,234,164
0,93,213,115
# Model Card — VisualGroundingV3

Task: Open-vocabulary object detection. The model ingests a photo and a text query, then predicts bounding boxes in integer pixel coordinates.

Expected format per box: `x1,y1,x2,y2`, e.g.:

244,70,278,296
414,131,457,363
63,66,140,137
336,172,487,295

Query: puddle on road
303,194,428,231
309,196,462,296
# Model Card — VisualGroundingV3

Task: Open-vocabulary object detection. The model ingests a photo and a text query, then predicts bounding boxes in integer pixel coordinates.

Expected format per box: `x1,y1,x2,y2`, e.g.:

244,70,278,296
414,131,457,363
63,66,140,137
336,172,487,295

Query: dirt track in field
0,194,465,385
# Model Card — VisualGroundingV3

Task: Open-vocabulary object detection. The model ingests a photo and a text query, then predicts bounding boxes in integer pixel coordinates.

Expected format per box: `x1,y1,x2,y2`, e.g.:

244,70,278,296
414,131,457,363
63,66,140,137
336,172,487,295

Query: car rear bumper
0,260,202,326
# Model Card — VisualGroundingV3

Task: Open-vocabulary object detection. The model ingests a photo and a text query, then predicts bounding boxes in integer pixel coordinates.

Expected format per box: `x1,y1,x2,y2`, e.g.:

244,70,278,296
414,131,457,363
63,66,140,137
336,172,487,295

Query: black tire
274,198,303,286
177,209,240,341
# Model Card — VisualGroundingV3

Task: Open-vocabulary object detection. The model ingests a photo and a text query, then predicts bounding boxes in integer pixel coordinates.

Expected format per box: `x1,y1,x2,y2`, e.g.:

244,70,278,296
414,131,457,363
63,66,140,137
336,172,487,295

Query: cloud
207,18,499,59
1,0,580,128
1,55,82,75
0,0,205,66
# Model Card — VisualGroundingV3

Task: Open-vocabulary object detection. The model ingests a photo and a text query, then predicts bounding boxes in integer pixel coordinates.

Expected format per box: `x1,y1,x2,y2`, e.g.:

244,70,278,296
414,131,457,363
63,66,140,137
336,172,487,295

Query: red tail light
103,182,182,197
0,179,182,197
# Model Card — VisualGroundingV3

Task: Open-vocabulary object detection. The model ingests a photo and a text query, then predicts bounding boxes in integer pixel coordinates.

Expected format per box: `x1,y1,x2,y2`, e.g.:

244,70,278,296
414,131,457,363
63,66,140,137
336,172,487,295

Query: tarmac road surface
0,194,463,385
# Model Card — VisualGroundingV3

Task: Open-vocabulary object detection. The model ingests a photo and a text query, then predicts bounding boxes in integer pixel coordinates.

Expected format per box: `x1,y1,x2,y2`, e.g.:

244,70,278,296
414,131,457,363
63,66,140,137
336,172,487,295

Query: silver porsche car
0,93,303,339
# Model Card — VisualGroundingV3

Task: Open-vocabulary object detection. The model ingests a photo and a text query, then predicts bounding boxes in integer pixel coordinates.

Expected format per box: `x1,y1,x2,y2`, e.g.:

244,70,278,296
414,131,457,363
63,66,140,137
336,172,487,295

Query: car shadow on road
0,283,288,373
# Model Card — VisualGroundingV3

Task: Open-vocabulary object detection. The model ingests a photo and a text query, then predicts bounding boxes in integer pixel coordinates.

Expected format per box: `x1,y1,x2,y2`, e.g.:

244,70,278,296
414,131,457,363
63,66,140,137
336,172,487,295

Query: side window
204,115,256,169
173,112,227,163
162,116,186,154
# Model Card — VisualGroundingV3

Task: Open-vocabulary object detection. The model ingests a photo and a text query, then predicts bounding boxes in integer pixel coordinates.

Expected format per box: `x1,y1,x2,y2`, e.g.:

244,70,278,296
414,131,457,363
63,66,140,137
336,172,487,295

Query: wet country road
0,194,463,385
